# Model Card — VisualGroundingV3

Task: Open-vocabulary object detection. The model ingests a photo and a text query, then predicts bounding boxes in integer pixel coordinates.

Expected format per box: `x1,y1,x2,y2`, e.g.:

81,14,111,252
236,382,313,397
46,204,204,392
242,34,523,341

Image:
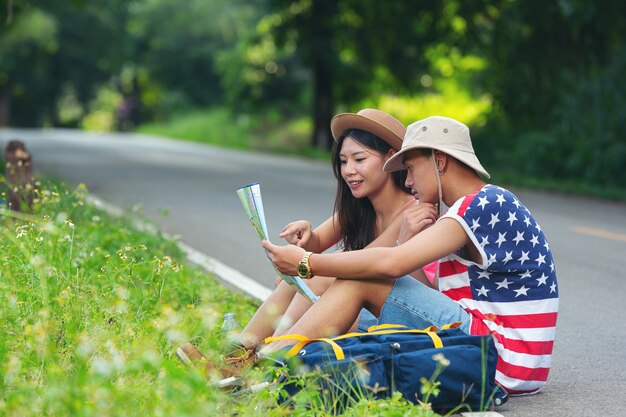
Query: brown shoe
220,347,257,378
176,341,257,379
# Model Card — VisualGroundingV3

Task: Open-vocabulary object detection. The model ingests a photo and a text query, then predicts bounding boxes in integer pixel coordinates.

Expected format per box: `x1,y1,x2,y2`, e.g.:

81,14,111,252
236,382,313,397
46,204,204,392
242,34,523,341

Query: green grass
0,180,445,416
137,108,330,160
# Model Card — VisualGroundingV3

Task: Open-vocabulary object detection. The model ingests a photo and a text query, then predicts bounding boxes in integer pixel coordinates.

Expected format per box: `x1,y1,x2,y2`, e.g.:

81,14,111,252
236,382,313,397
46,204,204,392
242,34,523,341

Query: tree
0,0,134,126
0,3,58,126
461,0,626,130
256,0,481,150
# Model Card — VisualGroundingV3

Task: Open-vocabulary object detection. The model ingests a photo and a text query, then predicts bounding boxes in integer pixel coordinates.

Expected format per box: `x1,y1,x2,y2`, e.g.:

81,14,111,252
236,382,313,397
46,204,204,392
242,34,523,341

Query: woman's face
339,137,390,199
403,150,438,204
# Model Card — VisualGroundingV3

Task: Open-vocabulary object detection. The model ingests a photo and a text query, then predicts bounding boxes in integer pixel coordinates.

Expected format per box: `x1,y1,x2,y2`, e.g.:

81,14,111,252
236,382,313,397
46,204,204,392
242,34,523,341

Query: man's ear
434,150,447,173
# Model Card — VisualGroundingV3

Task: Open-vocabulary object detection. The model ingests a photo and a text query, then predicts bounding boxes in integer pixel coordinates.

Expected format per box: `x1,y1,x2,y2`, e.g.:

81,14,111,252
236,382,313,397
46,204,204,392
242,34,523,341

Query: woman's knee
307,276,336,295
329,278,393,305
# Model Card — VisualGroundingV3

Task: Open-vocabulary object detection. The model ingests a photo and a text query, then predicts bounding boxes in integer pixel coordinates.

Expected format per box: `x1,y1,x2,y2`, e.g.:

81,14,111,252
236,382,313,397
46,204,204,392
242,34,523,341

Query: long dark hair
332,129,411,251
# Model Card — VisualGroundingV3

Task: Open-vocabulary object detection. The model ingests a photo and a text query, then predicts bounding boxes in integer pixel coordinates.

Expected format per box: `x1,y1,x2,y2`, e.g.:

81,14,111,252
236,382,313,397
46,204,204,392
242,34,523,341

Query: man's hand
262,240,306,276
278,220,312,247
397,201,438,245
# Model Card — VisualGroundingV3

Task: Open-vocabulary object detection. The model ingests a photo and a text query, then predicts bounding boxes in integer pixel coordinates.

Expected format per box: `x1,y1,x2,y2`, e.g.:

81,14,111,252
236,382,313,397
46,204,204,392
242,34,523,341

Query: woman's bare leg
239,276,336,348
263,277,394,352
271,276,336,336
239,280,297,348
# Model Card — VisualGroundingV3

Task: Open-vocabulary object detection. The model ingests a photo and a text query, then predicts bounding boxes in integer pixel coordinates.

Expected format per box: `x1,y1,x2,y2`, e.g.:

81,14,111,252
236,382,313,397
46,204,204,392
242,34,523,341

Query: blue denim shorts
357,275,471,333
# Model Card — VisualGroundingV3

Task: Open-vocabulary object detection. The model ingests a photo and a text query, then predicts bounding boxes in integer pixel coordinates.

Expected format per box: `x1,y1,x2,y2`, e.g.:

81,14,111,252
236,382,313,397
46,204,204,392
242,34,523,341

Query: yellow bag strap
366,323,407,332
364,328,443,348
283,337,346,359
318,338,345,360
285,339,315,357
270,324,454,359
264,334,309,344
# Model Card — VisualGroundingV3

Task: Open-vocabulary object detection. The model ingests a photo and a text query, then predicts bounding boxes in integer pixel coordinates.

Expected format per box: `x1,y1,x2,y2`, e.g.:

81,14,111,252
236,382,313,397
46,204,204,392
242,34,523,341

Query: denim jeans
357,275,471,333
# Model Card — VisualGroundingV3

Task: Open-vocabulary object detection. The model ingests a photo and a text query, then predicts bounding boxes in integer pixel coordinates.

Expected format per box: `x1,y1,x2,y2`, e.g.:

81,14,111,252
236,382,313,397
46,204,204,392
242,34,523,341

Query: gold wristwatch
297,251,314,280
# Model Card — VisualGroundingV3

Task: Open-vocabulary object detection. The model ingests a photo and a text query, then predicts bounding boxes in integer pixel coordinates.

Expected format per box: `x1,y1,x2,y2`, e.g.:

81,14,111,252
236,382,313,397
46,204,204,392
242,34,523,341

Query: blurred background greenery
1,0,625,197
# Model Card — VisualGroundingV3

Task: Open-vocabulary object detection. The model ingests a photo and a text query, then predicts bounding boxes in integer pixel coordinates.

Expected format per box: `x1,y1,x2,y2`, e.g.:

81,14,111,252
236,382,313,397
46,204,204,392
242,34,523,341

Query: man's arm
264,218,469,281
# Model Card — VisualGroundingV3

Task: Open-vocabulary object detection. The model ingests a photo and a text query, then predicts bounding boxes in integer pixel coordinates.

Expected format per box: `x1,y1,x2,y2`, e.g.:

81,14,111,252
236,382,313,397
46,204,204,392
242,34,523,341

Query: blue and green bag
266,323,508,412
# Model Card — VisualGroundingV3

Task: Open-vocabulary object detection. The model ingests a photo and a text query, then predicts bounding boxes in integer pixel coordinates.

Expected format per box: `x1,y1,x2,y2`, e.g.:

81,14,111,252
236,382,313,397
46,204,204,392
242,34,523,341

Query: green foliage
0,180,259,416
2,0,626,196
137,107,325,158
130,0,261,109
474,44,626,196
0,179,448,415
80,86,123,131
470,0,626,130
0,0,134,126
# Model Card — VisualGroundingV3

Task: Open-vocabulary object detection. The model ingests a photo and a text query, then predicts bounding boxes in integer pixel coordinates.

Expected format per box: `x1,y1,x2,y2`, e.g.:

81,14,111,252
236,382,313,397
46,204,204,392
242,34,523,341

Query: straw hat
383,116,490,178
330,109,406,151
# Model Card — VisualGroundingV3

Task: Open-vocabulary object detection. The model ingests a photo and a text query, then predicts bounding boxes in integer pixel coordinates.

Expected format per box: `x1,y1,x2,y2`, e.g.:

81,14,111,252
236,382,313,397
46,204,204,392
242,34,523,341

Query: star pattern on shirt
477,270,492,279
489,212,501,229
477,285,490,297
536,274,548,286
530,234,539,247
514,285,530,297
495,232,507,247
455,185,559,303
496,278,512,289
502,251,513,264
518,251,530,264
535,253,546,267
477,195,489,210
524,216,532,228
506,211,518,226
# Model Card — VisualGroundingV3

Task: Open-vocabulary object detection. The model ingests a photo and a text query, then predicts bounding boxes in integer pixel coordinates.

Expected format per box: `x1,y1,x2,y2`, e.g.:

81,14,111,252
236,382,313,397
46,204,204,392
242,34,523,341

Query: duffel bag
266,323,508,413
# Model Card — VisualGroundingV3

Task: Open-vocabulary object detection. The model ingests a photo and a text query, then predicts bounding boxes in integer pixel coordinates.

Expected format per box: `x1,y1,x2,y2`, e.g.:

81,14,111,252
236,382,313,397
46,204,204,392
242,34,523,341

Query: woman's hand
397,201,438,245
262,240,306,276
278,220,312,247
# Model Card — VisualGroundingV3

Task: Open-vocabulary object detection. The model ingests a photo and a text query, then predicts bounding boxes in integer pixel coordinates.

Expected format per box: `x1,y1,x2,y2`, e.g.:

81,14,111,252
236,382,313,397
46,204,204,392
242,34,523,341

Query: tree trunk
311,61,334,150
309,0,336,151
0,83,11,127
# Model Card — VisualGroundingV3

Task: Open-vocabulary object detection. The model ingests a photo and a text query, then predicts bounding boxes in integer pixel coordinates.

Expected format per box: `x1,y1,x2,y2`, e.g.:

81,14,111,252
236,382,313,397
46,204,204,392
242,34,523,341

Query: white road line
86,194,271,301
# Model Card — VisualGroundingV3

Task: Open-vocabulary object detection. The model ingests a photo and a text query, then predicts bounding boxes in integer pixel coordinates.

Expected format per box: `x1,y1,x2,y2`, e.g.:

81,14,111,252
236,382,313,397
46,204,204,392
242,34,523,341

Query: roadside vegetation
137,106,626,202
4,1,625,201
0,179,449,416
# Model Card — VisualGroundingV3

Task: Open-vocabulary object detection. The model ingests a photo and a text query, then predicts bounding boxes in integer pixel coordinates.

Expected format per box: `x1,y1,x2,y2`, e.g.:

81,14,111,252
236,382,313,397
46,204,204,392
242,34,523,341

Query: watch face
297,263,308,277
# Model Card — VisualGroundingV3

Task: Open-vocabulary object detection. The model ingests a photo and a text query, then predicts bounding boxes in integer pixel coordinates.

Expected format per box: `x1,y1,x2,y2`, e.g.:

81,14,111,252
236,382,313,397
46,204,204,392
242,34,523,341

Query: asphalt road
1,128,625,416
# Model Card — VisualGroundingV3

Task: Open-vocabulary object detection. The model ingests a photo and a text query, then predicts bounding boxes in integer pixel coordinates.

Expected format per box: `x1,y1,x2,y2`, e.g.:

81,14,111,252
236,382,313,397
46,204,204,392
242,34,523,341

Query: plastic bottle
220,312,241,344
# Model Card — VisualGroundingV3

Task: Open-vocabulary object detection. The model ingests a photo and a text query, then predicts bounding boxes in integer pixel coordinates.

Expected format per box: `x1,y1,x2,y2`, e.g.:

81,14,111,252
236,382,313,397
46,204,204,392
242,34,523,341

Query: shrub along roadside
0,180,444,416
137,106,626,202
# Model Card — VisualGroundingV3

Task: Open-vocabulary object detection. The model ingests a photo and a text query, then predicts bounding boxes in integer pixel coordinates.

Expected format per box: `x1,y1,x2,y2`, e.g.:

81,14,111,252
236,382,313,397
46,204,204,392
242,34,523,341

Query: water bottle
220,312,241,345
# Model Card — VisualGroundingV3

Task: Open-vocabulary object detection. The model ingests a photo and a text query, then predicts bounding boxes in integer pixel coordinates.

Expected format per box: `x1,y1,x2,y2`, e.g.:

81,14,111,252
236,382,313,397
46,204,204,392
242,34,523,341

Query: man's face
403,150,438,204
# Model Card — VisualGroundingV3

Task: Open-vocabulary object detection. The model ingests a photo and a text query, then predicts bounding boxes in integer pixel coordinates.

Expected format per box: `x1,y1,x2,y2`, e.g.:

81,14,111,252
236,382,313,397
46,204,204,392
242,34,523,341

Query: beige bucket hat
331,108,406,151
383,116,490,178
